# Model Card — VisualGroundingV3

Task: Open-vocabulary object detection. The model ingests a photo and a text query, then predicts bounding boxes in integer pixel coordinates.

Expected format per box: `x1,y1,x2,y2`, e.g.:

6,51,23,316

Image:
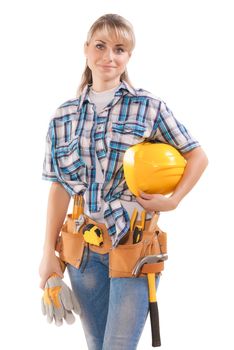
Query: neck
91,78,121,92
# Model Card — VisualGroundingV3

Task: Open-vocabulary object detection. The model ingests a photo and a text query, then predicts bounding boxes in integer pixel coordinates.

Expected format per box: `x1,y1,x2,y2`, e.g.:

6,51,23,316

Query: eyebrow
95,40,125,47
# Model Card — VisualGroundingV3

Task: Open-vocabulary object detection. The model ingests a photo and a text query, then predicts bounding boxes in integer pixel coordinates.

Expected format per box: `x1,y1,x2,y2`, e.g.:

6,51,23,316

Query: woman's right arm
39,182,71,289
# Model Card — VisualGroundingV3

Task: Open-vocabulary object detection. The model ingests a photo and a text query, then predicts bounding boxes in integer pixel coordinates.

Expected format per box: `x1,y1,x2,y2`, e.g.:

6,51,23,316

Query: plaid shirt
42,80,200,247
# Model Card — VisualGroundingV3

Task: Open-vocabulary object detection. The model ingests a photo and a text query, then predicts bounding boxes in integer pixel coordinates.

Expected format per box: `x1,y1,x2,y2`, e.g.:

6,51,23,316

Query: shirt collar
117,80,137,96
78,84,90,110
78,80,137,111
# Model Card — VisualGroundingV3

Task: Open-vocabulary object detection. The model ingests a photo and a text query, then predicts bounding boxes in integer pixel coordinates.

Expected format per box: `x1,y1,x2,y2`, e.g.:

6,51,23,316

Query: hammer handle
149,301,161,347
147,273,161,347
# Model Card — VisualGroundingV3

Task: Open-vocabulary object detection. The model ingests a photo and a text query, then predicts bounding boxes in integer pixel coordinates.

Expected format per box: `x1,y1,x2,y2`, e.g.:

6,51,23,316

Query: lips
100,65,115,68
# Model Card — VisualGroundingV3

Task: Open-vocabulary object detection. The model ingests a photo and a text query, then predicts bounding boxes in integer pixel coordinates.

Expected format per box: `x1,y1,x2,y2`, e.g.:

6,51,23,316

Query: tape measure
82,224,104,246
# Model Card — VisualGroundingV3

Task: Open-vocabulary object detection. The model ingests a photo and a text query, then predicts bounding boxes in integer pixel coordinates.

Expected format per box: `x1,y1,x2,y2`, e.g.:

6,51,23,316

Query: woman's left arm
136,146,208,212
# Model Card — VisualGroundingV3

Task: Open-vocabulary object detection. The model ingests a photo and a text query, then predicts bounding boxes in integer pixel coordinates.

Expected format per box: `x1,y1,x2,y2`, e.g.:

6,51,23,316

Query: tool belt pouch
55,215,86,269
109,224,167,278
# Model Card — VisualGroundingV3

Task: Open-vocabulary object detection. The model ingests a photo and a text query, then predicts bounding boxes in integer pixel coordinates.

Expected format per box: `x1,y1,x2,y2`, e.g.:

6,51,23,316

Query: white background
1,0,234,349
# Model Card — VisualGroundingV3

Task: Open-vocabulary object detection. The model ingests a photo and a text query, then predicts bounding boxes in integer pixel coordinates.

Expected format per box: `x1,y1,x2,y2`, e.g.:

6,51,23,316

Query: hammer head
132,254,168,277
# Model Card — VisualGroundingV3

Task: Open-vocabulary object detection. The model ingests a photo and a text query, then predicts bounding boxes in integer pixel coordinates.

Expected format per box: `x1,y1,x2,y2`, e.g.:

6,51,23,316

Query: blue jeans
67,249,160,350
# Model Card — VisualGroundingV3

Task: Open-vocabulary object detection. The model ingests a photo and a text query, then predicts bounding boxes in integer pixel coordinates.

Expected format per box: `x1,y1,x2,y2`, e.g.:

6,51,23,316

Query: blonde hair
77,14,135,96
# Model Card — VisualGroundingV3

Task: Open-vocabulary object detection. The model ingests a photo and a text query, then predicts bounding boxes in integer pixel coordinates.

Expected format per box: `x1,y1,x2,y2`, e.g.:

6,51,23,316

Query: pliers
131,209,146,244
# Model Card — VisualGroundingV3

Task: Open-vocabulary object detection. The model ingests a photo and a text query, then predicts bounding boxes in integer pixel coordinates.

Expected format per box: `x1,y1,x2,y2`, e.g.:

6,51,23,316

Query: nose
103,48,114,62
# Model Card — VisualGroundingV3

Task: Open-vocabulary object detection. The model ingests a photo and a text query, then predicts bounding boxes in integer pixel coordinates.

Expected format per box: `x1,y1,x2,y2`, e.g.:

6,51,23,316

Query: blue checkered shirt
42,80,200,247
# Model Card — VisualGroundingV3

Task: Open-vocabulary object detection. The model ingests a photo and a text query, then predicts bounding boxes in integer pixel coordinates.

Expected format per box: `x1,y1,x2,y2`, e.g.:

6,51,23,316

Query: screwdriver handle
133,226,143,244
72,194,84,219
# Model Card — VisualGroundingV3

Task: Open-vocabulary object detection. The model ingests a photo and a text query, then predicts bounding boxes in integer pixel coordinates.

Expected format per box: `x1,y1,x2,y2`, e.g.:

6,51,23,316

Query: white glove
41,274,81,326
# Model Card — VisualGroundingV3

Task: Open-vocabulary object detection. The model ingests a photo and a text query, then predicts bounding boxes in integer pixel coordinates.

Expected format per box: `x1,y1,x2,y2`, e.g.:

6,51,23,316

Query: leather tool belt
56,212,167,278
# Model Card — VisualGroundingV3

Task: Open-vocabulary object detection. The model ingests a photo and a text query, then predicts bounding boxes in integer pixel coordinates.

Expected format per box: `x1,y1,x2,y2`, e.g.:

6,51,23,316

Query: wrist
43,245,56,254
169,194,180,209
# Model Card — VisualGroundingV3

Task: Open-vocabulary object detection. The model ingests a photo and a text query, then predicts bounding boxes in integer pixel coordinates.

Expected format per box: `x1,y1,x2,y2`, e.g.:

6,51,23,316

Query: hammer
132,254,168,347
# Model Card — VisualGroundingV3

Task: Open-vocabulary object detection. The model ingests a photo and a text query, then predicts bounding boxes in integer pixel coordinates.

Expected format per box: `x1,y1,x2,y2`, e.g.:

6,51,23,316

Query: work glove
41,273,81,326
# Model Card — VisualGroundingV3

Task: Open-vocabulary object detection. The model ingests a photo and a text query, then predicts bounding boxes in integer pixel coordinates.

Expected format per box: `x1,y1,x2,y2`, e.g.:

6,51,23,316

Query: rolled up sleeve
151,101,200,153
42,130,58,182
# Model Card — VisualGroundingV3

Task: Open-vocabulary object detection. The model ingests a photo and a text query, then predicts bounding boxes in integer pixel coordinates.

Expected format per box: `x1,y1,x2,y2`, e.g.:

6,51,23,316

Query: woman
39,14,208,350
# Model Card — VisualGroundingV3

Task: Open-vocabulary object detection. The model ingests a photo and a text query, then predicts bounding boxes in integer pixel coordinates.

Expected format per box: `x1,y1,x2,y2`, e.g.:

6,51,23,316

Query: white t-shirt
89,85,118,114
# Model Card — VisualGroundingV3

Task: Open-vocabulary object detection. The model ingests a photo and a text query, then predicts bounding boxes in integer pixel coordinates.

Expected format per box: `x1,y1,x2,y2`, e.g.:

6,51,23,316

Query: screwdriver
72,194,84,219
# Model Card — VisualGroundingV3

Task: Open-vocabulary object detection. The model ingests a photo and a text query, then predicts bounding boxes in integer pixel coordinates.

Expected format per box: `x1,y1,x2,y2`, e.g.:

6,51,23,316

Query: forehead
91,29,131,48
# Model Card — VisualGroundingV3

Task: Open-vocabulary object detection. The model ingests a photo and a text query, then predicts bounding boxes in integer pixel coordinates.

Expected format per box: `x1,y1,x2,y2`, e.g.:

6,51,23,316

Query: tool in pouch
72,194,104,247
71,194,104,273
72,194,85,231
131,209,146,244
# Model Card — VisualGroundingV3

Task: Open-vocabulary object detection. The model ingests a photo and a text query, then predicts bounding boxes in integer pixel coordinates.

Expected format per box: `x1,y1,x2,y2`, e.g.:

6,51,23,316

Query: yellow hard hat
123,142,186,196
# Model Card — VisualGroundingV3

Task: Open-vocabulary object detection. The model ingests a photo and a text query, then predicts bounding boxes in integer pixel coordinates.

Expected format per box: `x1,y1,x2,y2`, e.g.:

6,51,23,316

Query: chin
99,73,119,81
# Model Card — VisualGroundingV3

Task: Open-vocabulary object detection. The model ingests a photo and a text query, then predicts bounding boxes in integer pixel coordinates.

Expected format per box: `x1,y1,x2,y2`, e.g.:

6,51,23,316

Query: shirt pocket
54,137,87,183
110,120,146,152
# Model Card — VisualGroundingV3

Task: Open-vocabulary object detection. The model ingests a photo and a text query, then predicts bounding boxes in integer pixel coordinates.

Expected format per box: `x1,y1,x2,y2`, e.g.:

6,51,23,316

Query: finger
51,304,64,326
54,313,63,327
60,286,73,311
136,196,144,204
136,197,148,206
64,309,75,325
138,191,154,199
47,314,53,324
47,301,54,320
45,303,54,323
55,295,65,319
136,197,154,212
41,298,46,315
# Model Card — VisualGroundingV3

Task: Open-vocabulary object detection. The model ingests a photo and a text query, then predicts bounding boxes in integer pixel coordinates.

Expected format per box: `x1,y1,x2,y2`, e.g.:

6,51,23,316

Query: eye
115,47,125,54
96,44,104,50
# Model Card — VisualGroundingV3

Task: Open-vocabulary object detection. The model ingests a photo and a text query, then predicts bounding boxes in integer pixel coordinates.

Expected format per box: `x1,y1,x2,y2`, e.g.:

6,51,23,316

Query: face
84,29,132,85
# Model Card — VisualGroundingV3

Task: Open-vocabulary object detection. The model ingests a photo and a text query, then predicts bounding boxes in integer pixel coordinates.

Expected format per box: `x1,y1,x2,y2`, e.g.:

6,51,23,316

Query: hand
136,191,178,212
39,251,64,289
